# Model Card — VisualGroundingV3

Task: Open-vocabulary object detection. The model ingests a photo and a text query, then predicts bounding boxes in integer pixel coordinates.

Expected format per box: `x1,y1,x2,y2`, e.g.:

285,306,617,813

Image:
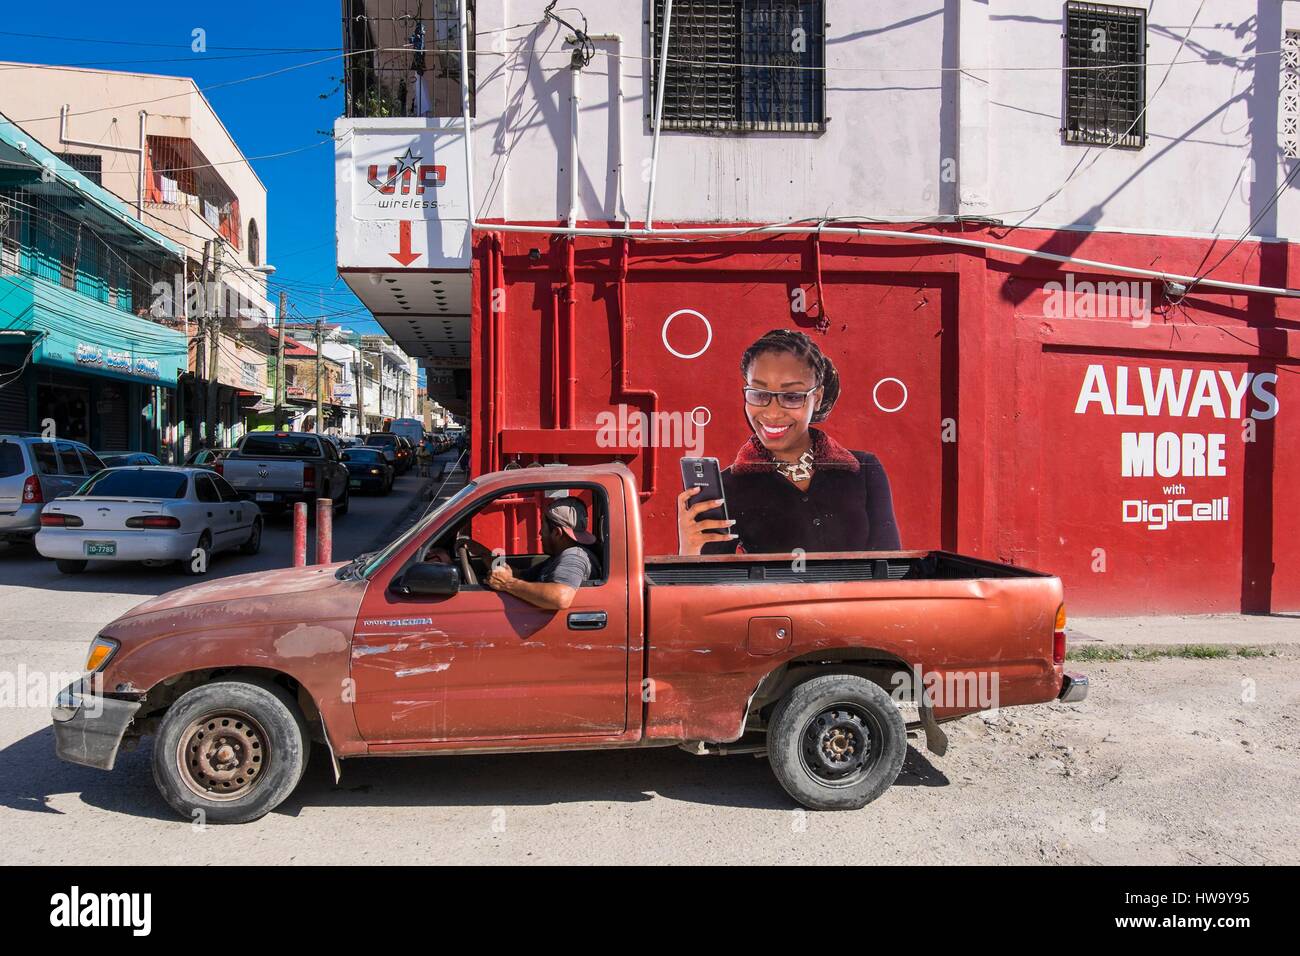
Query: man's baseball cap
544,497,596,545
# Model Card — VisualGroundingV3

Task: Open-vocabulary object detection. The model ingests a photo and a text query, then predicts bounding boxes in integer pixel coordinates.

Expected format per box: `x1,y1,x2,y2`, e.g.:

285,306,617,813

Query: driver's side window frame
398,482,611,593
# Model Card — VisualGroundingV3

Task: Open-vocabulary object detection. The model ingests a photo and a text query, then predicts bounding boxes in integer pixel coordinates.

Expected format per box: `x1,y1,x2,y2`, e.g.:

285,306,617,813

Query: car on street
98,451,162,468
48,462,1086,824
35,466,262,575
361,432,409,473
341,447,394,495
0,435,105,547
183,447,234,470
220,431,350,516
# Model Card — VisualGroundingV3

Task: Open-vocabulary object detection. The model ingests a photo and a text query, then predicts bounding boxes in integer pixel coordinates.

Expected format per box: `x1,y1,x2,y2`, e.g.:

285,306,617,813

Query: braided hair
740,329,841,424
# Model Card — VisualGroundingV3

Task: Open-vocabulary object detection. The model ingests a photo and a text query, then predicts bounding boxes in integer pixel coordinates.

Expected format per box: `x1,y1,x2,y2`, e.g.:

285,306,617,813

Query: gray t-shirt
520,545,599,589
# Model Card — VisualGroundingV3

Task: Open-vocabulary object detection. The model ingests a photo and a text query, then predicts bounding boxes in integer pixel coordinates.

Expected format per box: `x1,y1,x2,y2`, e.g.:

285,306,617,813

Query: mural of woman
676,329,901,556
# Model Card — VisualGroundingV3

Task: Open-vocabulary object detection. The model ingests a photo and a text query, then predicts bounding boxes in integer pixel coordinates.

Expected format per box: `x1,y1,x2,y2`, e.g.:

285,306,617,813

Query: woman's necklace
776,449,815,483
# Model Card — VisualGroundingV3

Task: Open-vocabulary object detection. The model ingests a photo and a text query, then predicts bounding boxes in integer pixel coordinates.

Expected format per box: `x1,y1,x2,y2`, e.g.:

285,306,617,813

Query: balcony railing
343,0,475,118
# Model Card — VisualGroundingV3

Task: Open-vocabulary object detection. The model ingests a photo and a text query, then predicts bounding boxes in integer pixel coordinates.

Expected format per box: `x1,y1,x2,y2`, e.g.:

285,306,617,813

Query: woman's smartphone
680,457,729,533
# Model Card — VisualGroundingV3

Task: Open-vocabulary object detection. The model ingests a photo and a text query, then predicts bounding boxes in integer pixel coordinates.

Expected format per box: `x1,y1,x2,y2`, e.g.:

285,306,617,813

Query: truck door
351,481,630,744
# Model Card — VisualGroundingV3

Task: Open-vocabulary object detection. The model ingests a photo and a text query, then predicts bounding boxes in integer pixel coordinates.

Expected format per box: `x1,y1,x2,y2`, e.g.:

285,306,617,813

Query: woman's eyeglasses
743,386,818,409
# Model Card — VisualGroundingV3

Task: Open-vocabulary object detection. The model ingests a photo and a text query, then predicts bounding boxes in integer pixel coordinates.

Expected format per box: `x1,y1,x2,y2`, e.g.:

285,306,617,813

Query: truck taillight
126,515,181,529
1053,604,1067,664
40,512,83,527
212,461,223,476
22,475,42,504
303,464,316,491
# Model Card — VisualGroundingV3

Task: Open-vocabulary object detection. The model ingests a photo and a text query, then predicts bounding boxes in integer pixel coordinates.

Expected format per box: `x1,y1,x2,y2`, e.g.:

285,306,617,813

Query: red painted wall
470,223,1300,615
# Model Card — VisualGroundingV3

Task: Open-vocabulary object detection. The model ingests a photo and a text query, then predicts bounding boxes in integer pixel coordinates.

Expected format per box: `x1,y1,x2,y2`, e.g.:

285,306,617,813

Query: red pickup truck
52,463,1087,824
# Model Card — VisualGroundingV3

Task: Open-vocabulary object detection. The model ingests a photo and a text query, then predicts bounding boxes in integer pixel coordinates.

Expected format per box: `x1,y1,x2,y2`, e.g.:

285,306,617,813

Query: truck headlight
84,636,119,674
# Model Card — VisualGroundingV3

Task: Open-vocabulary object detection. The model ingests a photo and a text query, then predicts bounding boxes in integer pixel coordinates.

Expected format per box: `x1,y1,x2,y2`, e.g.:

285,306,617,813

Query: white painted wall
453,0,1299,241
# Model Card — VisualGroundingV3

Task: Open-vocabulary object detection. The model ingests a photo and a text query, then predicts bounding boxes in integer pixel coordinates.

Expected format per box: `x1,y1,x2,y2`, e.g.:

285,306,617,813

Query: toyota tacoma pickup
219,431,350,516
51,463,1087,824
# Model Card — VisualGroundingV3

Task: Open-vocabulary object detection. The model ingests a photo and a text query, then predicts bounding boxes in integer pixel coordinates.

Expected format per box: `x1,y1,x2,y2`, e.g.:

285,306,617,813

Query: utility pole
203,241,225,448
274,290,288,430
313,316,325,435
353,355,365,437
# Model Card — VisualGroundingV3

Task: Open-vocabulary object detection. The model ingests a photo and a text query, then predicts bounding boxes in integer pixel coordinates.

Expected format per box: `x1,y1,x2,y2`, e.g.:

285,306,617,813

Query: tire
335,488,349,517
239,517,263,555
181,531,212,576
55,558,87,574
767,673,907,811
152,679,311,825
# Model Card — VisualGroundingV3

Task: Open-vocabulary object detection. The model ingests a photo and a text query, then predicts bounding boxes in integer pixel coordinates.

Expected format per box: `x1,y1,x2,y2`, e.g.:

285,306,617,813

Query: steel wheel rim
176,709,269,801
798,701,884,788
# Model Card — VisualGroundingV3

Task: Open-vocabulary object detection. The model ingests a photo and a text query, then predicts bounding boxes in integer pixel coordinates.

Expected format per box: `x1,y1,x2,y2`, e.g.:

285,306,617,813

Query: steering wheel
456,542,478,586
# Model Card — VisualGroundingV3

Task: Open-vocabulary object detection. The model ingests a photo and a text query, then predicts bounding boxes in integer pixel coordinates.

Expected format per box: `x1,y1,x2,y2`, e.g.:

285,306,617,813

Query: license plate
255,492,275,502
84,541,116,557
349,480,361,487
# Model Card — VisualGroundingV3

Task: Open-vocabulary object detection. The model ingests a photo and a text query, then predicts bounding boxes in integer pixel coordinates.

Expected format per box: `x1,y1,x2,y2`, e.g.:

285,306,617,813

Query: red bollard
316,497,333,565
292,501,308,567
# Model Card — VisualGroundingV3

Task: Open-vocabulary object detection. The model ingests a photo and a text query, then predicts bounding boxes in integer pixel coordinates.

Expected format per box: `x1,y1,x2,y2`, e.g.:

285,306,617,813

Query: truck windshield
77,470,189,499
241,435,321,457
358,481,478,578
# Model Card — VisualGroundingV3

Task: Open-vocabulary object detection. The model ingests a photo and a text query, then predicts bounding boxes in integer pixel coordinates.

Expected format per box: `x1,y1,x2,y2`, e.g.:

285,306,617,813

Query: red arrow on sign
389,220,421,267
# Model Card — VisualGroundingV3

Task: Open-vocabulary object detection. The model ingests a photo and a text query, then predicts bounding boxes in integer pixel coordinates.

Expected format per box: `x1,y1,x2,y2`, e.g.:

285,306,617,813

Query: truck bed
644,550,1049,585
640,550,1064,744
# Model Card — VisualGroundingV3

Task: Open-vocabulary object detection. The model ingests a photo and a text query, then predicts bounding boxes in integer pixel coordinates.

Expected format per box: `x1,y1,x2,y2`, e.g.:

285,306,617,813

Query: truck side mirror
392,562,460,597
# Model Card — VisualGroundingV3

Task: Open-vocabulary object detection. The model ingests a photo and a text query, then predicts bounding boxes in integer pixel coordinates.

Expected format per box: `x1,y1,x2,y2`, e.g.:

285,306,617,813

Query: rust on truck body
73,462,1079,814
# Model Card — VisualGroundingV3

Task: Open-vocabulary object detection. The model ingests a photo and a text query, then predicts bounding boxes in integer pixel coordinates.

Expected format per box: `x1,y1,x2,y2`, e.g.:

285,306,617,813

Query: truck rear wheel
767,673,907,810
152,680,311,824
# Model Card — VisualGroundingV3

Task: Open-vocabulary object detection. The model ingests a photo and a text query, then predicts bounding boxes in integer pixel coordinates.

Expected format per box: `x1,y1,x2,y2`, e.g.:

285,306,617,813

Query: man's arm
488,570,577,610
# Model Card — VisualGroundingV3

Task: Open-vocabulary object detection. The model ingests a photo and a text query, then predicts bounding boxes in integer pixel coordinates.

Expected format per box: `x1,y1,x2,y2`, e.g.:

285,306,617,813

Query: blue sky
0,2,376,336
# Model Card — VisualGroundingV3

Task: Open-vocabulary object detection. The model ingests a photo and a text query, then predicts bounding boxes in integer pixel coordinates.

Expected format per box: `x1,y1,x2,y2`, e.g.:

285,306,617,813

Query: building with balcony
0,63,276,456
0,110,187,453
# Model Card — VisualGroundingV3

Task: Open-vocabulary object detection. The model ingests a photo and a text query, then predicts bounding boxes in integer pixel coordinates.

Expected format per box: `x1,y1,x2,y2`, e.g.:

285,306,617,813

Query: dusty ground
2,653,1295,865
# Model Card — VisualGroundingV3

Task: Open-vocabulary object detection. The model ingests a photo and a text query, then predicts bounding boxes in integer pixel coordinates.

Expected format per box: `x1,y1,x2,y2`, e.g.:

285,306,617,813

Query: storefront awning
0,273,188,386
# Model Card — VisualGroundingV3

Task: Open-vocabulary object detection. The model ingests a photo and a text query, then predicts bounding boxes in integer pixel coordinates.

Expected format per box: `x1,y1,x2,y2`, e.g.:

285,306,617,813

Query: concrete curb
1068,643,1299,661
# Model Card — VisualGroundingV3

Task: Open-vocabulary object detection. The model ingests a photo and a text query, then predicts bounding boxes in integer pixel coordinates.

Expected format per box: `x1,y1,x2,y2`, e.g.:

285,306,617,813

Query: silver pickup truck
219,432,350,516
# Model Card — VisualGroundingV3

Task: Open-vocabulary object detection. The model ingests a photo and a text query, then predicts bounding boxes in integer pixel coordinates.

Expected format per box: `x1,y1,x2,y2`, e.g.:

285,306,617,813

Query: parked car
0,435,105,546
183,447,234,470
98,452,162,468
35,466,262,575
48,462,1086,824
362,433,408,473
221,431,350,516
341,447,394,495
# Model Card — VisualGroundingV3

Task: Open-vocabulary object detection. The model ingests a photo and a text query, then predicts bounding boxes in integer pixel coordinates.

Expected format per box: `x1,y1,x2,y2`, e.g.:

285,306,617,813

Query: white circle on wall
661,309,713,359
690,406,712,427
872,377,908,413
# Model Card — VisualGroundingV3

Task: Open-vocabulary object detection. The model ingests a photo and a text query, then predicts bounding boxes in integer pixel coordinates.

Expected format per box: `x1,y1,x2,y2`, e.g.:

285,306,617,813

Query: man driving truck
486,497,601,610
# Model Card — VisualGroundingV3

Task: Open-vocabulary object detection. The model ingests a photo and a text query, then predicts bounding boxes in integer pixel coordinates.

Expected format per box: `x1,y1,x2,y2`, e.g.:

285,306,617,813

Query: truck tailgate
223,459,305,491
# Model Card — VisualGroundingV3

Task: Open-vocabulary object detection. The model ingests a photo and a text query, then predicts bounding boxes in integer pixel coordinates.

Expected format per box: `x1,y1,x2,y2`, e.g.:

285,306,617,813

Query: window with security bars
651,0,825,133
1063,2,1147,149
55,152,103,186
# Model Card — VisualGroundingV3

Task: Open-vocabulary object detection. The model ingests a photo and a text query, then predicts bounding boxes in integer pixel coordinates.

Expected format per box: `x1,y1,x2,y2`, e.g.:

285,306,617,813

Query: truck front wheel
767,673,907,810
152,680,311,824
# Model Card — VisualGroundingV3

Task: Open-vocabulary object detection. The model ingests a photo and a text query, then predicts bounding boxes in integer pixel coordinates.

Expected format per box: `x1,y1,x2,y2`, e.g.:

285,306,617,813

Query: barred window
55,152,103,187
1063,1,1147,149
343,0,475,118
651,0,825,133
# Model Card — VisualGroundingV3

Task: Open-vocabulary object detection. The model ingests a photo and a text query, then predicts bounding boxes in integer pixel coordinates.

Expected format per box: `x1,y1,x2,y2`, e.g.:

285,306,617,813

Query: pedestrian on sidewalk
417,435,434,478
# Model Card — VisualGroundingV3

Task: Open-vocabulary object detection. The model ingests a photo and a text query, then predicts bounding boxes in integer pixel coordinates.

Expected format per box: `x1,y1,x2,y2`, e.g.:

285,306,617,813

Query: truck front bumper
51,679,142,771
1058,672,1089,703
